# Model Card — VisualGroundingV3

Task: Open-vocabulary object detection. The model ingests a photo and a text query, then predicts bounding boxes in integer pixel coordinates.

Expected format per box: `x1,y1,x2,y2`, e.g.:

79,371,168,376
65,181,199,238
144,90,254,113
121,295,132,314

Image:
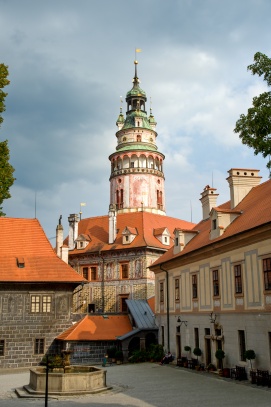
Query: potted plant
184,346,191,367
193,347,202,361
115,350,123,364
244,349,256,370
215,349,225,373
107,346,117,362
207,363,216,372
193,347,202,370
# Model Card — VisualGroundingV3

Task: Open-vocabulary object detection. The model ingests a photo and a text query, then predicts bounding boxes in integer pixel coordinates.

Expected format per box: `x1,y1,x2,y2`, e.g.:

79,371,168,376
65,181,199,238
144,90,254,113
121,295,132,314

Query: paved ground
0,363,271,407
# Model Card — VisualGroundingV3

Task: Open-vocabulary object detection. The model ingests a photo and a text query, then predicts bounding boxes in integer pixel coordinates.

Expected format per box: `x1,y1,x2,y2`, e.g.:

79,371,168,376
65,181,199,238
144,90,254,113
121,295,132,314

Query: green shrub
129,349,148,363
244,349,256,369
41,354,63,368
115,350,123,360
107,347,117,358
147,344,164,362
193,347,202,360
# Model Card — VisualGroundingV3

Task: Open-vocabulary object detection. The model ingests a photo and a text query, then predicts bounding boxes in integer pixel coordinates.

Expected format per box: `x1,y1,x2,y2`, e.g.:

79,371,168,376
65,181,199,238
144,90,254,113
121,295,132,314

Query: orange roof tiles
0,218,84,283
147,296,155,313
68,212,195,255
152,179,271,266
56,315,133,341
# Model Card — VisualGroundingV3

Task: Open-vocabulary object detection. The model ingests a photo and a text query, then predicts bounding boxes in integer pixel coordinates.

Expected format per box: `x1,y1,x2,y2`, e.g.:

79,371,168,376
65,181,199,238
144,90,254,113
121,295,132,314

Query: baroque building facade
0,218,84,369
58,60,194,314
150,169,271,371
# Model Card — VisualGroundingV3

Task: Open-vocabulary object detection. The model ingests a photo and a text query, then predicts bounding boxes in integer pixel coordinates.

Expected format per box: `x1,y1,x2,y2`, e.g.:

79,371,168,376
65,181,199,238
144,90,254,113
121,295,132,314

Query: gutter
159,264,170,353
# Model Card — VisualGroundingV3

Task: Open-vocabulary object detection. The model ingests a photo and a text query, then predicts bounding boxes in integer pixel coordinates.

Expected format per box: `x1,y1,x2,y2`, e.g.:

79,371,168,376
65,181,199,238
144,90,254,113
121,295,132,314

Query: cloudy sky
1,0,271,242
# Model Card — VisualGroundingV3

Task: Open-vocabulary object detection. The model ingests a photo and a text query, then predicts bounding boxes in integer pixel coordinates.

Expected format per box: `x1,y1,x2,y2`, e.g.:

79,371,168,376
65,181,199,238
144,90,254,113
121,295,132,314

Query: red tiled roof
151,179,271,266
56,315,133,341
0,218,84,283
147,296,155,313
68,212,195,255
153,227,168,236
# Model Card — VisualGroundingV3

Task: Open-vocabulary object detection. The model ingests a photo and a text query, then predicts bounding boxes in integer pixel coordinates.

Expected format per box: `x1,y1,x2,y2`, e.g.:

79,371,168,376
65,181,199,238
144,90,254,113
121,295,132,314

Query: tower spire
109,59,166,216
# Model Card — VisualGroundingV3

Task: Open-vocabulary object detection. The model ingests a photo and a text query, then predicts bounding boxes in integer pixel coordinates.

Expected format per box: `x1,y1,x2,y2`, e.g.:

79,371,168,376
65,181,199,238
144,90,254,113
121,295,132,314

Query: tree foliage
0,63,15,216
234,52,271,171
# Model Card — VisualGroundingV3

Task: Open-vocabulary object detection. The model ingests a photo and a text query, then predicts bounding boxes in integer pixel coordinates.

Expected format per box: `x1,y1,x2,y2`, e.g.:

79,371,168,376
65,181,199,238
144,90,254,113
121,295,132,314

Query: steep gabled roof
68,212,195,255
0,218,84,283
126,299,157,329
56,315,132,341
151,179,271,267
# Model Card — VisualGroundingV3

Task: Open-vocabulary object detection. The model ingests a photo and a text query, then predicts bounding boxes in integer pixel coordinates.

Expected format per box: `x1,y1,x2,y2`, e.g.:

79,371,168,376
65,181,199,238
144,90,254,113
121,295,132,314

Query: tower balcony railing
110,167,164,178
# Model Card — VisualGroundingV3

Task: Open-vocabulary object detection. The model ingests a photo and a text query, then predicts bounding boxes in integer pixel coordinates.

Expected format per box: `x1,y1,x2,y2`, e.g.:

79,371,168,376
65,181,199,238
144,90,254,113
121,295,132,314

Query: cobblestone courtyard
0,363,271,406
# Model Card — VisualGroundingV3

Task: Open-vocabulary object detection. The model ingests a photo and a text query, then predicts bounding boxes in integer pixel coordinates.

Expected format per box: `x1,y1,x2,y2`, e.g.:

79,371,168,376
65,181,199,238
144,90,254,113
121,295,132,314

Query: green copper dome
122,110,152,130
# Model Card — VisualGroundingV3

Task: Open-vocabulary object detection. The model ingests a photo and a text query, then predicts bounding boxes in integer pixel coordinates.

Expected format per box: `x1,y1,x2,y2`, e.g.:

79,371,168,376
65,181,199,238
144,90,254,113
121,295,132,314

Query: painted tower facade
109,61,166,215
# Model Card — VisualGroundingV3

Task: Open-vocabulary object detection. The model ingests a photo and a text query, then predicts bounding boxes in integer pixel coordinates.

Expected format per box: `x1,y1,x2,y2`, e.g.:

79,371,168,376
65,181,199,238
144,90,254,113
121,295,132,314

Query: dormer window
17,257,25,268
122,226,137,244
153,227,170,246
75,234,91,250
212,219,217,230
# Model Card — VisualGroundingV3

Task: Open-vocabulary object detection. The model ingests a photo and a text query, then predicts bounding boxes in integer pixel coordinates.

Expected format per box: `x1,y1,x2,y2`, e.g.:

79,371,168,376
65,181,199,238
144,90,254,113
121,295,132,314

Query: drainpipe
99,251,105,314
160,264,170,352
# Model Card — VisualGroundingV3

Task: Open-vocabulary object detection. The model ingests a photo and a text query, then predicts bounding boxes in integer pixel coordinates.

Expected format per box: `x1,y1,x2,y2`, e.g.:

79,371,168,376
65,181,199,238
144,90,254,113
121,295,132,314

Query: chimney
56,215,63,258
227,169,261,209
61,246,69,263
108,204,117,244
200,185,218,220
68,213,79,250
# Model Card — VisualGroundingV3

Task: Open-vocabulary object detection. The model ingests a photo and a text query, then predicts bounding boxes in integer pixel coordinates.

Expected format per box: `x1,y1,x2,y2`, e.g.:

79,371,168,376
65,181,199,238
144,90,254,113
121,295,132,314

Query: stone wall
0,283,76,369
68,340,119,365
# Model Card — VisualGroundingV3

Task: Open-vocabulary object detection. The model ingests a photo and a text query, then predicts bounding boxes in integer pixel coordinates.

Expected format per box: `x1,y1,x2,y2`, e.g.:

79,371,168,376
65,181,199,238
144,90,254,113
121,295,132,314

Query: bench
251,369,271,386
230,366,247,381
177,357,187,367
187,358,198,370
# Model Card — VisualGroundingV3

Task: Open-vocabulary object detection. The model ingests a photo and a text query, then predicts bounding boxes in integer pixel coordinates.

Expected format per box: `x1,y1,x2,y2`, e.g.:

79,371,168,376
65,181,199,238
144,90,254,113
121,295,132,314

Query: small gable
209,208,242,240
75,234,91,250
153,227,170,246
122,226,138,245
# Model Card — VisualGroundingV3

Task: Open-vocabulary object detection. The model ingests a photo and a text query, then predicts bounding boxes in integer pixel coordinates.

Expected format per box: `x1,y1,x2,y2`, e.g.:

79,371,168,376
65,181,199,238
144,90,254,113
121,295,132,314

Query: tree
244,349,256,370
0,63,15,216
234,52,271,172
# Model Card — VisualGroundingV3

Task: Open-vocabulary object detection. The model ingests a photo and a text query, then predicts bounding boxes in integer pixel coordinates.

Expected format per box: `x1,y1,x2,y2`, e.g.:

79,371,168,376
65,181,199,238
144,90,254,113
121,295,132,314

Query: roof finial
134,48,142,79
120,96,123,114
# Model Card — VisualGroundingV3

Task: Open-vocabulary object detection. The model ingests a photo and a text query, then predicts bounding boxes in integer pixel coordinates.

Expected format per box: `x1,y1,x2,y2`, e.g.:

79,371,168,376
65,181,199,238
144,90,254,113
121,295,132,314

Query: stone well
24,365,108,396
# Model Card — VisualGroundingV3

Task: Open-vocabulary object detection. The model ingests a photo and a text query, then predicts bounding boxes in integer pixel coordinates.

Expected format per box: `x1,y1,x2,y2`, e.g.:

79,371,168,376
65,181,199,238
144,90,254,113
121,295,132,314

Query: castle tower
109,60,166,215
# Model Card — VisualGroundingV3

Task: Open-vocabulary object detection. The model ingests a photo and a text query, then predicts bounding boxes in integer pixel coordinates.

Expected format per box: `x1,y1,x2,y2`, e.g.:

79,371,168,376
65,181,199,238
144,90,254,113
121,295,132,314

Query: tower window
160,282,164,303
121,263,129,279
91,266,97,280
35,338,45,355
137,135,141,142
234,264,242,294
83,267,89,280
213,270,219,297
192,275,198,299
263,258,271,290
